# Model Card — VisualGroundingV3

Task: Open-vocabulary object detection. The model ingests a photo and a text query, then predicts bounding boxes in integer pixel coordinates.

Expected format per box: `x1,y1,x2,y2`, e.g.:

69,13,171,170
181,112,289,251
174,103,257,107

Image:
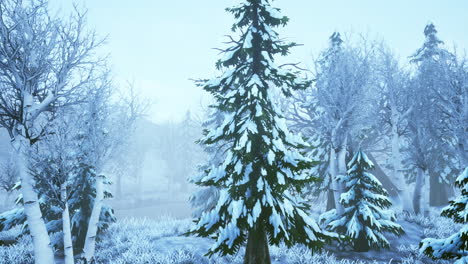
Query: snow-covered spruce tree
188,1,335,263
320,151,404,252
420,167,468,263
69,162,115,255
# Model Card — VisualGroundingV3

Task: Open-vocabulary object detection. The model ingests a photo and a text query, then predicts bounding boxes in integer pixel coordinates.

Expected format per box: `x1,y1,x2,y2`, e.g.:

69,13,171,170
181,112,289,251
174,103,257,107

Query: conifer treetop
410,23,447,63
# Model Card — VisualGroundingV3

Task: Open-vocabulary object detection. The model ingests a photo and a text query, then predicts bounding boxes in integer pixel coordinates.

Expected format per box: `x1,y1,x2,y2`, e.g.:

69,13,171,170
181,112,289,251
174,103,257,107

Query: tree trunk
391,126,414,213
422,169,430,216
458,142,467,169
337,141,347,209
116,172,122,199
330,148,344,214
326,188,335,211
61,183,74,264
429,172,448,206
413,167,424,215
244,224,271,264
353,230,370,252
83,174,104,263
413,168,429,215
14,139,55,264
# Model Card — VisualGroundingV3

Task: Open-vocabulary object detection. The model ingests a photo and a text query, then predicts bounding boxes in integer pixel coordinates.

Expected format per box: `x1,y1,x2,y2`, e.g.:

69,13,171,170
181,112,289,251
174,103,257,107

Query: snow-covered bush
420,168,468,264
320,151,403,251
0,236,33,264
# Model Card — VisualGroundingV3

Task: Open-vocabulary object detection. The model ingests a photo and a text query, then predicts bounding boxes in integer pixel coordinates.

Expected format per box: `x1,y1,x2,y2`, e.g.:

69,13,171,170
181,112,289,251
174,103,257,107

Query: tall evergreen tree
320,151,404,252
188,1,335,263
420,167,468,264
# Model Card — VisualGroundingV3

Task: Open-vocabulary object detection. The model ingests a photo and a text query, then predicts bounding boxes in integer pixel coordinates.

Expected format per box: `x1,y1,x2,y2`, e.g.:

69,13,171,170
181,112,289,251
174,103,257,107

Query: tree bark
14,138,55,264
354,230,370,252
429,172,448,207
83,174,104,263
326,188,335,211
390,128,414,213
413,167,430,215
458,142,467,169
413,167,424,215
244,224,271,264
422,169,430,216
116,172,122,199
330,148,344,214
337,141,347,191
61,183,75,264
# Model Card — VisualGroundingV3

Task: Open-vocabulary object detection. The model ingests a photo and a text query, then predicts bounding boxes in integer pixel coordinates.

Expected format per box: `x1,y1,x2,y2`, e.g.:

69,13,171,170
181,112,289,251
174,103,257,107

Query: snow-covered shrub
320,151,403,251
95,217,193,263
0,236,33,264
420,168,468,264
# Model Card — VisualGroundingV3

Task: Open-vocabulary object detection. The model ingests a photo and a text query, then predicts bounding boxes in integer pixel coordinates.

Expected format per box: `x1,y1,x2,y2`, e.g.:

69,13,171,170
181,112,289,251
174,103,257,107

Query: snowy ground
0,211,461,264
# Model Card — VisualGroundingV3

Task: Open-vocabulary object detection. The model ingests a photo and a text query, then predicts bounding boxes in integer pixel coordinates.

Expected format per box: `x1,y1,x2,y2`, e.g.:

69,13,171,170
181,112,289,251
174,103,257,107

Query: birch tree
81,77,143,263
31,113,81,264
0,1,104,262
376,47,414,213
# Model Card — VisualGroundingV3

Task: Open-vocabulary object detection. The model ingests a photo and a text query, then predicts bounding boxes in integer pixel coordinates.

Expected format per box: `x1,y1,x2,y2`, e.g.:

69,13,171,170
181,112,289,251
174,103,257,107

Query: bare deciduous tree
0,1,105,262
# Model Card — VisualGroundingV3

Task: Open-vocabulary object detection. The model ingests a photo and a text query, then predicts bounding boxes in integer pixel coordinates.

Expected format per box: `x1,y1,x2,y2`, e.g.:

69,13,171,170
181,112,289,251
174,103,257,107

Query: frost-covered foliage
321,151,403,251
420,168,468,263
0,236,33,264
95,217,195,263
189,0,335,258
405,23,462,214
288,32,379,214
93,217,398,264
0,92,119,255
0,168,115,253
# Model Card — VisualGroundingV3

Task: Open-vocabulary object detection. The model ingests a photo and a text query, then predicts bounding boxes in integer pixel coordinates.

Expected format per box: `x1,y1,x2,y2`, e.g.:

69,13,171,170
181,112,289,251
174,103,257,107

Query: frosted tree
408,23,454,215
294,32,376,213
189,106,226,218
321,151,404,252
0,105,115,259
288,81,332,204
32,115,80,264
420,167,468,263
188,1,335,263
79,78,120,263
431,53,467,171
376,46,414,213
0,1,105,262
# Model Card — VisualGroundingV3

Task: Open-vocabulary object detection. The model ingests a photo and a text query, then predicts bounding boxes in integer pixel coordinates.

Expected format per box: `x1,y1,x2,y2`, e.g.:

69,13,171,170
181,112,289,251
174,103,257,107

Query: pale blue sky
50,0,468,123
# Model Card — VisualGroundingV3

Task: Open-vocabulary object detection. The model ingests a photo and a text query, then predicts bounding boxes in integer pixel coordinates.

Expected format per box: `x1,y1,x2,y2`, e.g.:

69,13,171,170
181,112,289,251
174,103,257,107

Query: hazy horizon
49,0,468,124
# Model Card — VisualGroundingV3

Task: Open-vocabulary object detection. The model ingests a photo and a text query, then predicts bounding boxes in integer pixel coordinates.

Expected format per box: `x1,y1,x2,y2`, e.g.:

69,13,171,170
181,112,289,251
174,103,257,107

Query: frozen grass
399,209,463,240
0,236,33,264
0,211,461,264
